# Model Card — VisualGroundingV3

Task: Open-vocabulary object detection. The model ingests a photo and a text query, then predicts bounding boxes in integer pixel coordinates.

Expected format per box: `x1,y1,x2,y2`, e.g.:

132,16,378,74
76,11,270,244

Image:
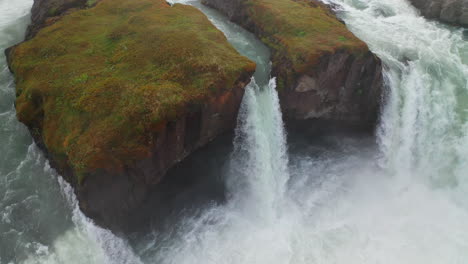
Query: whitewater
1,0,467,263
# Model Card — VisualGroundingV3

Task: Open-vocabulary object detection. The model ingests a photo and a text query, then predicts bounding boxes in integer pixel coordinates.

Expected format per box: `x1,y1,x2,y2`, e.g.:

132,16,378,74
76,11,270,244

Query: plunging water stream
0,0,467,263
138,0,468,263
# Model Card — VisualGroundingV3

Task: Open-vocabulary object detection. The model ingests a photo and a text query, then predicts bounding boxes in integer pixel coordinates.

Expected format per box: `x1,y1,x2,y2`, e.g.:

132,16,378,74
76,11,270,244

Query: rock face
203,0,383,127
280,51,382,124
7,0,254,231
409,0,468,27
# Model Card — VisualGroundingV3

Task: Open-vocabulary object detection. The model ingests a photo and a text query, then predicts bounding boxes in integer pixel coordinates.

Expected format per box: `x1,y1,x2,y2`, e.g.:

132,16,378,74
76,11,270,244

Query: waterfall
149,77,298,264
151,1,468,263
139,3,297,263
323,0,468,203
173,0,291,221
1,0,468,263
228,78,289,221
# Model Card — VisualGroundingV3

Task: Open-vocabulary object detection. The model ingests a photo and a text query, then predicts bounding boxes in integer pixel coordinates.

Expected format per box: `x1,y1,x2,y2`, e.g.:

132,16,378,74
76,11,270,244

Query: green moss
241,0,368,77
72,73,89,84
48,7,59,16
277,78,285,91
11,0,255,179
296,31,306,37
86,0,97,7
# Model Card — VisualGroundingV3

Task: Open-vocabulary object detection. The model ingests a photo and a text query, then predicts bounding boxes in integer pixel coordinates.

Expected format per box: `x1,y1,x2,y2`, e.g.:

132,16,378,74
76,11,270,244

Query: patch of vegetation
72,73,89,84
10,0,255,179
296,31,306,37
338,36,347,42
48,7,59,16
86,0,97,7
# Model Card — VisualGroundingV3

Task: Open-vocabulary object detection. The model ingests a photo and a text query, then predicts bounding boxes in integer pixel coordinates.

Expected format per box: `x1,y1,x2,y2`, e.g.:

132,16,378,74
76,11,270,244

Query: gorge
0,0,467,263
4,0,383,232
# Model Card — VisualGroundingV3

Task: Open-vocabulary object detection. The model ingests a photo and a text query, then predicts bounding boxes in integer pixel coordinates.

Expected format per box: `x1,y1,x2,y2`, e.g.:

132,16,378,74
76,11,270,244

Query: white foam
148,0,468,263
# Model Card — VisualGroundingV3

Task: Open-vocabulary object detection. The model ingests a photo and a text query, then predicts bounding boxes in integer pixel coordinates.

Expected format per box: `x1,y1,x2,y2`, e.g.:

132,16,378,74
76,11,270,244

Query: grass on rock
11,0,255,180
241,0,368,87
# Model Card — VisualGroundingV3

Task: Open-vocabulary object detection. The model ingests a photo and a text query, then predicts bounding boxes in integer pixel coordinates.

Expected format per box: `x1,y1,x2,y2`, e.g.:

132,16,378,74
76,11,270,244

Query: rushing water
1,0,468,263
143,0,468,263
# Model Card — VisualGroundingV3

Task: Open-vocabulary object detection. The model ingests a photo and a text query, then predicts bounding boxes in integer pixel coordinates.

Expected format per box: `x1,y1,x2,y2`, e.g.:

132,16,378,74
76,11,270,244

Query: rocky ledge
26,0,93,40
203,0,383,128
7,0,254,231
409,0,468,27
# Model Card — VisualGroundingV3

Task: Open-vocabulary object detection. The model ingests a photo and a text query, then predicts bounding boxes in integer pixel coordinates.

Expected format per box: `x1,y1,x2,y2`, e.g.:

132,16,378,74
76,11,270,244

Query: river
0,0,467,263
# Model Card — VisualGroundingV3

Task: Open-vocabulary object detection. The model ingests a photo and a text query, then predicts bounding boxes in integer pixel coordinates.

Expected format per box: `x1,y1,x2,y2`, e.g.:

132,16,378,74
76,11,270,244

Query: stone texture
280,51,382,125
409,0,468,27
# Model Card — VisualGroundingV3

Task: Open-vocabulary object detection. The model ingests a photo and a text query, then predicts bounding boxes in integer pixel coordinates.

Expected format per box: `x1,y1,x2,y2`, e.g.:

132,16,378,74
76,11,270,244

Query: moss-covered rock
204,0,365,84
9,0,255,183
244,0,366,83
204,0,383,126
7,0,256,231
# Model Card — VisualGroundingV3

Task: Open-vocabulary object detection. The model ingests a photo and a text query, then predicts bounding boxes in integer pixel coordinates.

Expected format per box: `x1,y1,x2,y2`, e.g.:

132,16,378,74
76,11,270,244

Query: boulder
409,0,468,27
7,0,255,231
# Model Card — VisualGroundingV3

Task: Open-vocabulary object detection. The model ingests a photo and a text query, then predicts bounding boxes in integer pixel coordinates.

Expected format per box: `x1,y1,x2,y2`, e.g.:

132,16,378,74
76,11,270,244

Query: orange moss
10,0,254,178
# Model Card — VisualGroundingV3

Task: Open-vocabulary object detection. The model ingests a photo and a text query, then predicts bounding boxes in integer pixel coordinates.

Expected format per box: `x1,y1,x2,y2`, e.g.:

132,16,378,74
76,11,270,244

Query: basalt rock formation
7,0,255,231
203,0,383,128
409,0,468,27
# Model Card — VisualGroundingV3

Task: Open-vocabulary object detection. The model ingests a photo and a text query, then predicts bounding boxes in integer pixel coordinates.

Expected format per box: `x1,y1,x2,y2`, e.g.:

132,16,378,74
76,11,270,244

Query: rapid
1,0,467,263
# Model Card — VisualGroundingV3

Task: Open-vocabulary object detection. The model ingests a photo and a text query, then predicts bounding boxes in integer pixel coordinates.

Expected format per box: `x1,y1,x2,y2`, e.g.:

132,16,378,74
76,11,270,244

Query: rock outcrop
409,0,468,27
203,0,383,127
7,0,255,231
26,0,96,40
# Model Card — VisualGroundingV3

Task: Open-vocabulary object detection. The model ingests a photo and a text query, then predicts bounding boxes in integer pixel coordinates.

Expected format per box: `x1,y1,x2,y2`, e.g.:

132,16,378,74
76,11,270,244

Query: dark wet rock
26,0,94,39
409,0,468,27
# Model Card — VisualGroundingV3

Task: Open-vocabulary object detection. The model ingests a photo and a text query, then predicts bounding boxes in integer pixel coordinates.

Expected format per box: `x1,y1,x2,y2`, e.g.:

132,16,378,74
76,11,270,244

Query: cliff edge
203,0,383,127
